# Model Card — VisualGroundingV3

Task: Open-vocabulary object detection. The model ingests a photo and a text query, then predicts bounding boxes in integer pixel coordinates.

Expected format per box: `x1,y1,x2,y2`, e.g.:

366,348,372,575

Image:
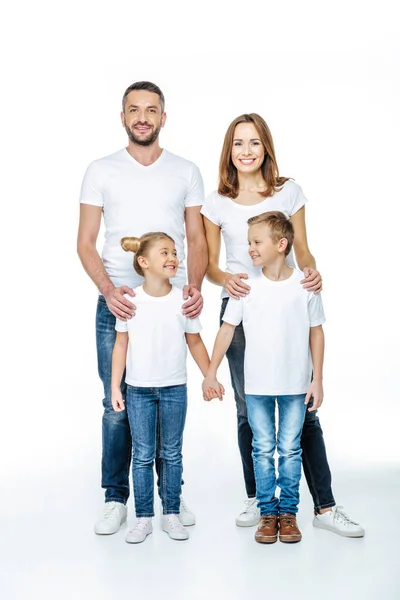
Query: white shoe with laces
179,495,196,526
162,514,190,540
313,505,365,537
94,501,127,535
125,518,153,544
236,497,261,527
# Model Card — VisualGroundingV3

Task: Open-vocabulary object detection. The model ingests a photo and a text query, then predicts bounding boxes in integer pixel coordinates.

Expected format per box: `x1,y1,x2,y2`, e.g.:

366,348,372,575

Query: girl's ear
277,238,288,254
137,255,148,270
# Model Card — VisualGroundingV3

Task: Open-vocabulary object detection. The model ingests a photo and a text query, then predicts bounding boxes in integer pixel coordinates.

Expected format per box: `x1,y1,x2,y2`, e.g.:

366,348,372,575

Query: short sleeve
115,318,128,332
290,182,308,216
185,316,202,334
222,297,243,326
200,191,221,226
184,163,205,208
79,161,104,207
308,292,326,327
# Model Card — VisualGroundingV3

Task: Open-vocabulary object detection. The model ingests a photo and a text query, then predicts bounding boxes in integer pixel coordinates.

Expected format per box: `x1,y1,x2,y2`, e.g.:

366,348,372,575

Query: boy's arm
202,322,236,398
111,332,128,411
306,325,325,411
186,333,225,400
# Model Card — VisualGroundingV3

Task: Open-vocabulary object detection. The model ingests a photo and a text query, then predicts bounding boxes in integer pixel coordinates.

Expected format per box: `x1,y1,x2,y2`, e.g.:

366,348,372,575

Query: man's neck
126,141,163,166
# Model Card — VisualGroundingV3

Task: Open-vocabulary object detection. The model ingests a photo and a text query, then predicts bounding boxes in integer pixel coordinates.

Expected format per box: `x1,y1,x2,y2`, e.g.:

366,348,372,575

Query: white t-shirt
222,269,325,395
201,180,307,298
80,148,204,289
115,285,202,387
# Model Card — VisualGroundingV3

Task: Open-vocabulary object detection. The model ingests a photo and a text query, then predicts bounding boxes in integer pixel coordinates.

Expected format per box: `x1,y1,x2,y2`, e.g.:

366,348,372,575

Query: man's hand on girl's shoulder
182,284,203,318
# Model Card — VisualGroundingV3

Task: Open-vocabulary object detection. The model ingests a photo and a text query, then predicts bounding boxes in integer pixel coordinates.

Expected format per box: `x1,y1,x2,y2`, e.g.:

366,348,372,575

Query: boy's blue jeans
126,384,187,517
246,394,307,515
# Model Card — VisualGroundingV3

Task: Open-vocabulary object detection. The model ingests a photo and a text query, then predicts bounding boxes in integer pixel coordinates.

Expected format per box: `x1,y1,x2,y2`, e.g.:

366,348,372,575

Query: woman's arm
290,207,322,292
111,332,128,411
305,325,325,411
203,217,250,298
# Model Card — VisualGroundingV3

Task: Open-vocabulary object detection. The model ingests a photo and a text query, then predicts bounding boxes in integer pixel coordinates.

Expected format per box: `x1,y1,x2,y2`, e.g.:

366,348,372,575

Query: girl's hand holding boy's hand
202,377,225,402
111,390,125,412
305,379,324,412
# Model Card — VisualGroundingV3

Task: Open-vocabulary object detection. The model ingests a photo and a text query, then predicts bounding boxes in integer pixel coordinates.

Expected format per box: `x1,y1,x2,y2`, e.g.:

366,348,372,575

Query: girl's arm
202,322,236,399
186,333,225,400
203,217,250,298
305,325,325,412
290,207,322,293
111,332,128,411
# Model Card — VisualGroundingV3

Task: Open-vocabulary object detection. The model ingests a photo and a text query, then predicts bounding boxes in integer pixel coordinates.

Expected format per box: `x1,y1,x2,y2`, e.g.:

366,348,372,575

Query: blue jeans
220,298,335,511
126,385,187,517
246,394,307,515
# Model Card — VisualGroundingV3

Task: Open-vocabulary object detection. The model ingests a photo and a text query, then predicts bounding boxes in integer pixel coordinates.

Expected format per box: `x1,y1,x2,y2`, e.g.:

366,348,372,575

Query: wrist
313,376,323,381
188,283,201,292
100,281,115,297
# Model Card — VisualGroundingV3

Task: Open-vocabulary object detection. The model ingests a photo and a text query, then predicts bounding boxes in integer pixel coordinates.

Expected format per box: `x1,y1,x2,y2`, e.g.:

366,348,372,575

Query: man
77,81,207,535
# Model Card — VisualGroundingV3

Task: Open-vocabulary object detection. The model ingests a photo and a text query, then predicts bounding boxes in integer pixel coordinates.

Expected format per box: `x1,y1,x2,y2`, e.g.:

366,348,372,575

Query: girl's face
139,239,179,278
231,122,265,175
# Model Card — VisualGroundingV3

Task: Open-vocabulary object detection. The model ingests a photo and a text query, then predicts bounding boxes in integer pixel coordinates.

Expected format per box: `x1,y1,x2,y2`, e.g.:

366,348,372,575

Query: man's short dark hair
122,81,165,112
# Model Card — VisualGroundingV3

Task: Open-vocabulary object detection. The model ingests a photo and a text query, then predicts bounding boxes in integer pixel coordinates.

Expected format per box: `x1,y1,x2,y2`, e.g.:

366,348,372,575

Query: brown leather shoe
279,514,302,543
254,515,279,544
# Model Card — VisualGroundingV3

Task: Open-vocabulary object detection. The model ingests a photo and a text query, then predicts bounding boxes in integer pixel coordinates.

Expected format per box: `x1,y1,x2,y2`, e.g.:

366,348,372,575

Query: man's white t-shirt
115,285,202,387
201,180,307,298
80,149,204,289
222,269,325,396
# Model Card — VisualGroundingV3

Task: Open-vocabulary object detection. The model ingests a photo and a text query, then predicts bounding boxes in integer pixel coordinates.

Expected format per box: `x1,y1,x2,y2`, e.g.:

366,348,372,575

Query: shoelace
261,515,277,526
280,516,296,528
241,498,258,514
132,518,149,532
103,503,119,520
334,506,359,526
166,515,184,530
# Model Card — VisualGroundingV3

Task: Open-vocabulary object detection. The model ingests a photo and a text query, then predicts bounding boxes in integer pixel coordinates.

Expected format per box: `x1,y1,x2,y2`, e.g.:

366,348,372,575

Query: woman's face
231,122,265,174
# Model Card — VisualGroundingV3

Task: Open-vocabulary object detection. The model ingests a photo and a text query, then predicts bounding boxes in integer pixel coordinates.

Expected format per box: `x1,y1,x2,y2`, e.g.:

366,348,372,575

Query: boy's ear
277,238,288,254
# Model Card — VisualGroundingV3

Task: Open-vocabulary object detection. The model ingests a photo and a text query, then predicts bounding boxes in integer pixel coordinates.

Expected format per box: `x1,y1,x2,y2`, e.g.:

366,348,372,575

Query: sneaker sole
125,530,152,544
162,527,189,541
313,520,365,537
236,518,261,527
179,516,196,527
94,513,127,535
255,534,278,544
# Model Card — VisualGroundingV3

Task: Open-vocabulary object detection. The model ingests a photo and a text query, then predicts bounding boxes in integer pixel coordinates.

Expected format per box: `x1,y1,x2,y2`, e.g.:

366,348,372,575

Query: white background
1,1,399,599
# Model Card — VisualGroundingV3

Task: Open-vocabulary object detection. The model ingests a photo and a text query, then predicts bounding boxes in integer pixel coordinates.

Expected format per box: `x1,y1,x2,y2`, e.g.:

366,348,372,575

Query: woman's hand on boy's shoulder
224,273,251,299
301,268,322,294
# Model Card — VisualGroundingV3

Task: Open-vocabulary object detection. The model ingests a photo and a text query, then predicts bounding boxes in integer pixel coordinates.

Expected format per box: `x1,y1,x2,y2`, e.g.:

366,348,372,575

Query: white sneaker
236,497,261,527
94,501,127,535
162,514,190,540
125,518,153,544
313,505,365,537
179,495,196,526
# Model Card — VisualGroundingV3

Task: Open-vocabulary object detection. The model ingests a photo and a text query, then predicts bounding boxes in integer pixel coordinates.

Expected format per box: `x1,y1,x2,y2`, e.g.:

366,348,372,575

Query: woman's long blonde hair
218,113,291,199
121,232,175,276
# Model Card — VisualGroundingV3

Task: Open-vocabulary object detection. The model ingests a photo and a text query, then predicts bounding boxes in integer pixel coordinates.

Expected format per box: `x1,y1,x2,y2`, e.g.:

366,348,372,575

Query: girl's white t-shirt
200,180,307,298
222,269,325,396
115,285,201,387
80,149,204,289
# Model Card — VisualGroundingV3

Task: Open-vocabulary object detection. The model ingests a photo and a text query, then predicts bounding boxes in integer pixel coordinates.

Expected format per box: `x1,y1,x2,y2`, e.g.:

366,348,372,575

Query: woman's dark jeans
220,298,335,512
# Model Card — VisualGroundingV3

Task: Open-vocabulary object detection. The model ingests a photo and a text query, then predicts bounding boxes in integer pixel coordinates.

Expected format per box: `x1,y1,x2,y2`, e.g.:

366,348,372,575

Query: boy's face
139,239,179,279
248,223,281,266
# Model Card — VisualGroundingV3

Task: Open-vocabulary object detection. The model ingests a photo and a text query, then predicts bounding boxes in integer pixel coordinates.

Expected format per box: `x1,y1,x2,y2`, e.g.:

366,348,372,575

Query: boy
202,211,325,543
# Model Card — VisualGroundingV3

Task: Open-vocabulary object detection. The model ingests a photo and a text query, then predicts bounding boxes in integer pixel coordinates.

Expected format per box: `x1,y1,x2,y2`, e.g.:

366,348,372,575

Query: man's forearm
187,239,208,290
78,242,114,296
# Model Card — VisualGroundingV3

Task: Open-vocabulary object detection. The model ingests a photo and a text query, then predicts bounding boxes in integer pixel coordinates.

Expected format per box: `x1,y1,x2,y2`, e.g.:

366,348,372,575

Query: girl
111,231,223,544
200,113,364,537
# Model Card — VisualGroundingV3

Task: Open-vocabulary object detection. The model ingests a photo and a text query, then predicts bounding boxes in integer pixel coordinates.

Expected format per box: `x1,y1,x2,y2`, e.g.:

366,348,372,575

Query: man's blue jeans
126,384,187,517
246,394,307,515
220,298,335,512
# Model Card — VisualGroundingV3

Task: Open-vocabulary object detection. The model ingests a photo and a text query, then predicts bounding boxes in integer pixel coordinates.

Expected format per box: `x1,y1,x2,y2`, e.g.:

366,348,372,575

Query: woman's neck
237,171,266,192
142,274,172,297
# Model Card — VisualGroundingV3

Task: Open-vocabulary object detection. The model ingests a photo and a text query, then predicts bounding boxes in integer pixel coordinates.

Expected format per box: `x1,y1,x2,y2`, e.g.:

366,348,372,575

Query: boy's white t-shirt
79,149,204,289
115,285,201,387
201,180,307,298
222,269,325,396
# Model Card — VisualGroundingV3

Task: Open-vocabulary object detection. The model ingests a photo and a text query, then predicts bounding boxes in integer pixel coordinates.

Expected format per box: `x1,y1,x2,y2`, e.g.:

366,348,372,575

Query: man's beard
125,121,162,147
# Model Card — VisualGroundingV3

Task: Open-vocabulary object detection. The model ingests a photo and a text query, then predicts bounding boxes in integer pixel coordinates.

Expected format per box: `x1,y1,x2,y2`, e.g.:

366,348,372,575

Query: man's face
121,90,166,146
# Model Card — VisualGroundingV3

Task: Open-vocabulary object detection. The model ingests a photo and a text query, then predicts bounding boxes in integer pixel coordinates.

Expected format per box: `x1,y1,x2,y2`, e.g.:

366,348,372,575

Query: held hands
104,286,136,320
182,285,203,318
300,268,322,294
305,379,324,412
224,273,251,299
202,376,225,402
111,389,125,412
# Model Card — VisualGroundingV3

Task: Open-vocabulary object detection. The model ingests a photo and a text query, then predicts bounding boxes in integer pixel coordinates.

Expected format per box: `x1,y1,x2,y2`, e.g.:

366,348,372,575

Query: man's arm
182,206,208,318
77,204,135,320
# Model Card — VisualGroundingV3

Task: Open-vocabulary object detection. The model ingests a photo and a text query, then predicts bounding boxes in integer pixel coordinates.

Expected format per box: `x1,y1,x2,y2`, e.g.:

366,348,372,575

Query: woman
201,113,364,537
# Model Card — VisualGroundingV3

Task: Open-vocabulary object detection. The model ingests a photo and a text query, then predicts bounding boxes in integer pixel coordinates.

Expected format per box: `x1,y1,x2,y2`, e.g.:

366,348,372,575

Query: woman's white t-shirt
222,269,325,396
115,285,201,387
201,180,307,298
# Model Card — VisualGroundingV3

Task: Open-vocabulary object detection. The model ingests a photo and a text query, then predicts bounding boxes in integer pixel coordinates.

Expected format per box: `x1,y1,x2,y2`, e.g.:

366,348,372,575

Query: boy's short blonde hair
247,211,294,256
